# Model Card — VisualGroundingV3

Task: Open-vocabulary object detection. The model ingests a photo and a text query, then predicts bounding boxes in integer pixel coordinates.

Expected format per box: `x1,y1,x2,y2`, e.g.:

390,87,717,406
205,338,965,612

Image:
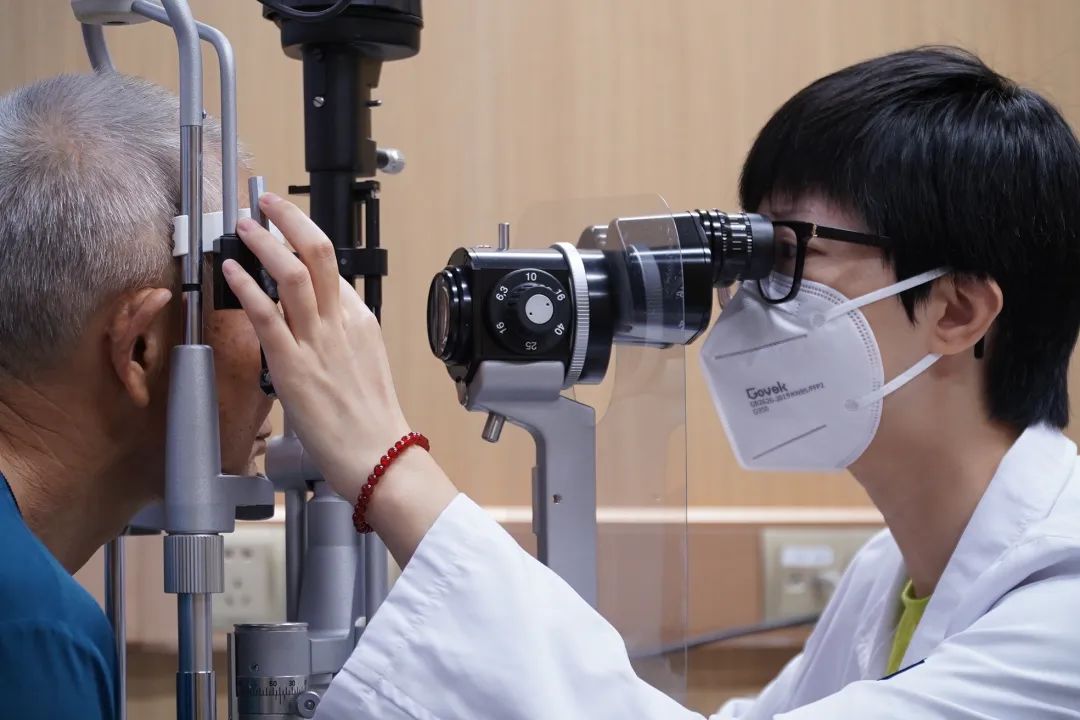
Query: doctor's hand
222,192,459,565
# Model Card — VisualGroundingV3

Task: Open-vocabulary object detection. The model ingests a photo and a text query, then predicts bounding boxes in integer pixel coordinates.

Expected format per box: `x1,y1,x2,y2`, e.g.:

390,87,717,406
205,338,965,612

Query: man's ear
107,288,174,408
925,275,1003,357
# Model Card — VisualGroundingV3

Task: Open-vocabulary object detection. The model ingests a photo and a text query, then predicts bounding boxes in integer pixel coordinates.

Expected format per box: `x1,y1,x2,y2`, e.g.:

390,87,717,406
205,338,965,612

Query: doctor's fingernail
260,192,282,205
237,217,256,231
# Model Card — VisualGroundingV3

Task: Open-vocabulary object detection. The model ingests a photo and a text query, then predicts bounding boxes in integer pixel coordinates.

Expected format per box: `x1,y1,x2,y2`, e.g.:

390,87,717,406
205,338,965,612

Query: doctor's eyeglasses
760,221,893,304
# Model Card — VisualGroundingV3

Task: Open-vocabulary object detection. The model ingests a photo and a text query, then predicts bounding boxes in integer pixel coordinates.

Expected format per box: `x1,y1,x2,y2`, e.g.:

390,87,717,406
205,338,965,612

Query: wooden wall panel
4,0,1080,525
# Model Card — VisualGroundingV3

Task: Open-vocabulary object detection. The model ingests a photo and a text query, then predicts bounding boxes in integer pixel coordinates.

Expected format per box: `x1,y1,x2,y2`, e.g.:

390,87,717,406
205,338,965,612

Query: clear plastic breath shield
568,197,691,698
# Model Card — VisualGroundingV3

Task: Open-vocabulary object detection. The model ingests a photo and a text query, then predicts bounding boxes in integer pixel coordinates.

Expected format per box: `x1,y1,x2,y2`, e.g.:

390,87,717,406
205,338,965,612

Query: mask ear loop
817,267,950,326
816,267,950,412
846,352,942,412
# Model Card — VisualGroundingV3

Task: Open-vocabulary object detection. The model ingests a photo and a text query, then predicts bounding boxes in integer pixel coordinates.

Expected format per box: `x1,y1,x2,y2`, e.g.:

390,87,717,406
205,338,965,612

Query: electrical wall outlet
760,527,880,621
214,523,286,631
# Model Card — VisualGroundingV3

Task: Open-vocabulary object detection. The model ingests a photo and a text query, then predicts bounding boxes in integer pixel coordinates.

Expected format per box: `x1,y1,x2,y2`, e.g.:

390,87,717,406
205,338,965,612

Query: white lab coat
317,424,1080,719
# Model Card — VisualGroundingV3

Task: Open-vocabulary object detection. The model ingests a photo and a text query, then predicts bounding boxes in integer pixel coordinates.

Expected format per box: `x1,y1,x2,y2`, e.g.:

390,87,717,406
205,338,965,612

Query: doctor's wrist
360,447,458,565
352,432,431,532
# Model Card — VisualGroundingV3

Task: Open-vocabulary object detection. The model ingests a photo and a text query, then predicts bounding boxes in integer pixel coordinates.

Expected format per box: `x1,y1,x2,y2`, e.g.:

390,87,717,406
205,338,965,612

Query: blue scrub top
0,471,117,719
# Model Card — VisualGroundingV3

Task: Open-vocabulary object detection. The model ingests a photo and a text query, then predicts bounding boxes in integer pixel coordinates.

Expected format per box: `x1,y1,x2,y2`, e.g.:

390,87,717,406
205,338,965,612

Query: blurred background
3,0,1080,715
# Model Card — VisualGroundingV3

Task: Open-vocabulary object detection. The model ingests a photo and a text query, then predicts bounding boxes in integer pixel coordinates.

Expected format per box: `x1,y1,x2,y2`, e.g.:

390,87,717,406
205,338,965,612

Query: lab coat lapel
851,539,906,679
900,425,1077,668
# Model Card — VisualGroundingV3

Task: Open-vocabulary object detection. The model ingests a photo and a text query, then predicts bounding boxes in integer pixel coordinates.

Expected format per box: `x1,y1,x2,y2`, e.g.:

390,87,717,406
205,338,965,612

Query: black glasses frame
758,221,893,304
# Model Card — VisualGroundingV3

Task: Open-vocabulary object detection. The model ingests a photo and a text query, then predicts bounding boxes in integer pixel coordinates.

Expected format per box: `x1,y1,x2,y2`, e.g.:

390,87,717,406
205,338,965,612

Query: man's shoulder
0,498,116,669
0,504,117,718
0,616,117,719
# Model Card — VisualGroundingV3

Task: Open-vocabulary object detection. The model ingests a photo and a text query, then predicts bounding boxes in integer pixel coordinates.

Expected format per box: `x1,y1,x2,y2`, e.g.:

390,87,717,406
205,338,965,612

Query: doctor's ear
107,287,175,408
924,275,1003,358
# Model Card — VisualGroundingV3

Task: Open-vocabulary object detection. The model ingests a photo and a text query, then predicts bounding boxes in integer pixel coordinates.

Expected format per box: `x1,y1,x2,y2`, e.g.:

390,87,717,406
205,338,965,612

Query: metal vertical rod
180,125,204,345
166,534,224,720
158,0,204,348
361,187,387,612
105,538,127,720
364,191,381,322
311,172,356,258
155,7,211,720
284,489,306,621
177,593,216,720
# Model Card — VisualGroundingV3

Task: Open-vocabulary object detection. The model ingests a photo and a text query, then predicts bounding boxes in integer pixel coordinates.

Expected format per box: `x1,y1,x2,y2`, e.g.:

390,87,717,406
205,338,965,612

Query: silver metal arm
464,361,599,606
133,0,238,231
160,0,202,127
81,24,115,72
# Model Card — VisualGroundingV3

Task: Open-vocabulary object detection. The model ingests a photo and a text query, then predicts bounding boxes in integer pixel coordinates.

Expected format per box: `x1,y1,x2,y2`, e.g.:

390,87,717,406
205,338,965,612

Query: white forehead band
172,208,285,257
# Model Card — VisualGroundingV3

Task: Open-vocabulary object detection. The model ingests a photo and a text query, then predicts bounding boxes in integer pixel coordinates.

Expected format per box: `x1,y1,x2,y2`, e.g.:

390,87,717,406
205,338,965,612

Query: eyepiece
691,210,774,286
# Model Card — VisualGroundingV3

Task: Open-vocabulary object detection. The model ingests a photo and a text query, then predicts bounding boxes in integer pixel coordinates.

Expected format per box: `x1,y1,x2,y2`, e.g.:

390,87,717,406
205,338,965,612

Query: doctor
223,47,1080,718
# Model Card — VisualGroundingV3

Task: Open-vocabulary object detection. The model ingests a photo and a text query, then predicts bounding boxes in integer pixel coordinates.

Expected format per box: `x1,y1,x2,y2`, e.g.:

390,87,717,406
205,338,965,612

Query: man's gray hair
0,72,224,380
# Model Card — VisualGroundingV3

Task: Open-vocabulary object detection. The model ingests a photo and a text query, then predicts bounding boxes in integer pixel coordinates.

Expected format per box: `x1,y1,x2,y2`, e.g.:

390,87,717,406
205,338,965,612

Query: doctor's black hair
739,46,1080,431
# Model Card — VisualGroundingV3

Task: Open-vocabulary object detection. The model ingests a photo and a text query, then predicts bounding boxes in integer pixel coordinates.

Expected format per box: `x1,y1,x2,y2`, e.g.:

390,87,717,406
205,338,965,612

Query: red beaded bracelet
352,432,430,534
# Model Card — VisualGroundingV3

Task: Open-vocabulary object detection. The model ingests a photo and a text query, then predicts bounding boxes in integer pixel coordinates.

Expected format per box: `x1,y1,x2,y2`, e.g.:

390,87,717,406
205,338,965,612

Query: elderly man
0,72,273,718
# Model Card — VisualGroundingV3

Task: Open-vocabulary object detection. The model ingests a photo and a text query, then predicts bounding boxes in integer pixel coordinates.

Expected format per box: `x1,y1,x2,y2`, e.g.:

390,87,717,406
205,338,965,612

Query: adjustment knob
506,283,558,333
488,269,571,355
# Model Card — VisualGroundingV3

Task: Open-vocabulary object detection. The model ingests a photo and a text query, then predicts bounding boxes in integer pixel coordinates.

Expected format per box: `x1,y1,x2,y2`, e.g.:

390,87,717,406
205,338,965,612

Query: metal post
165,532,224,720
180,124,204,345
105,538,126,720
177,593,216,720
363,188,382,321
156,3,215,719
284,489,305,621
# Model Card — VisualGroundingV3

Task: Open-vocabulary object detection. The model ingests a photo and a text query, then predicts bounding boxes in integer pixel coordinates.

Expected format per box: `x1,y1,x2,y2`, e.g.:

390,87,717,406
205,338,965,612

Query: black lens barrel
425,209,777,385
691,210,774,286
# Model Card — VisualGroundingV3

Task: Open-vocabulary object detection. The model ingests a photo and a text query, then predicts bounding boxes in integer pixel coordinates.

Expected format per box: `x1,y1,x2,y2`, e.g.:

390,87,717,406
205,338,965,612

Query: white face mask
700,268,948,471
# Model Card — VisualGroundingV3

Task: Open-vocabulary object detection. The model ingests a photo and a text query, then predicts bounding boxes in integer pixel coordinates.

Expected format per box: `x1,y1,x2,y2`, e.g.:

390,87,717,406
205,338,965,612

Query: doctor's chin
2,2,1080,719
